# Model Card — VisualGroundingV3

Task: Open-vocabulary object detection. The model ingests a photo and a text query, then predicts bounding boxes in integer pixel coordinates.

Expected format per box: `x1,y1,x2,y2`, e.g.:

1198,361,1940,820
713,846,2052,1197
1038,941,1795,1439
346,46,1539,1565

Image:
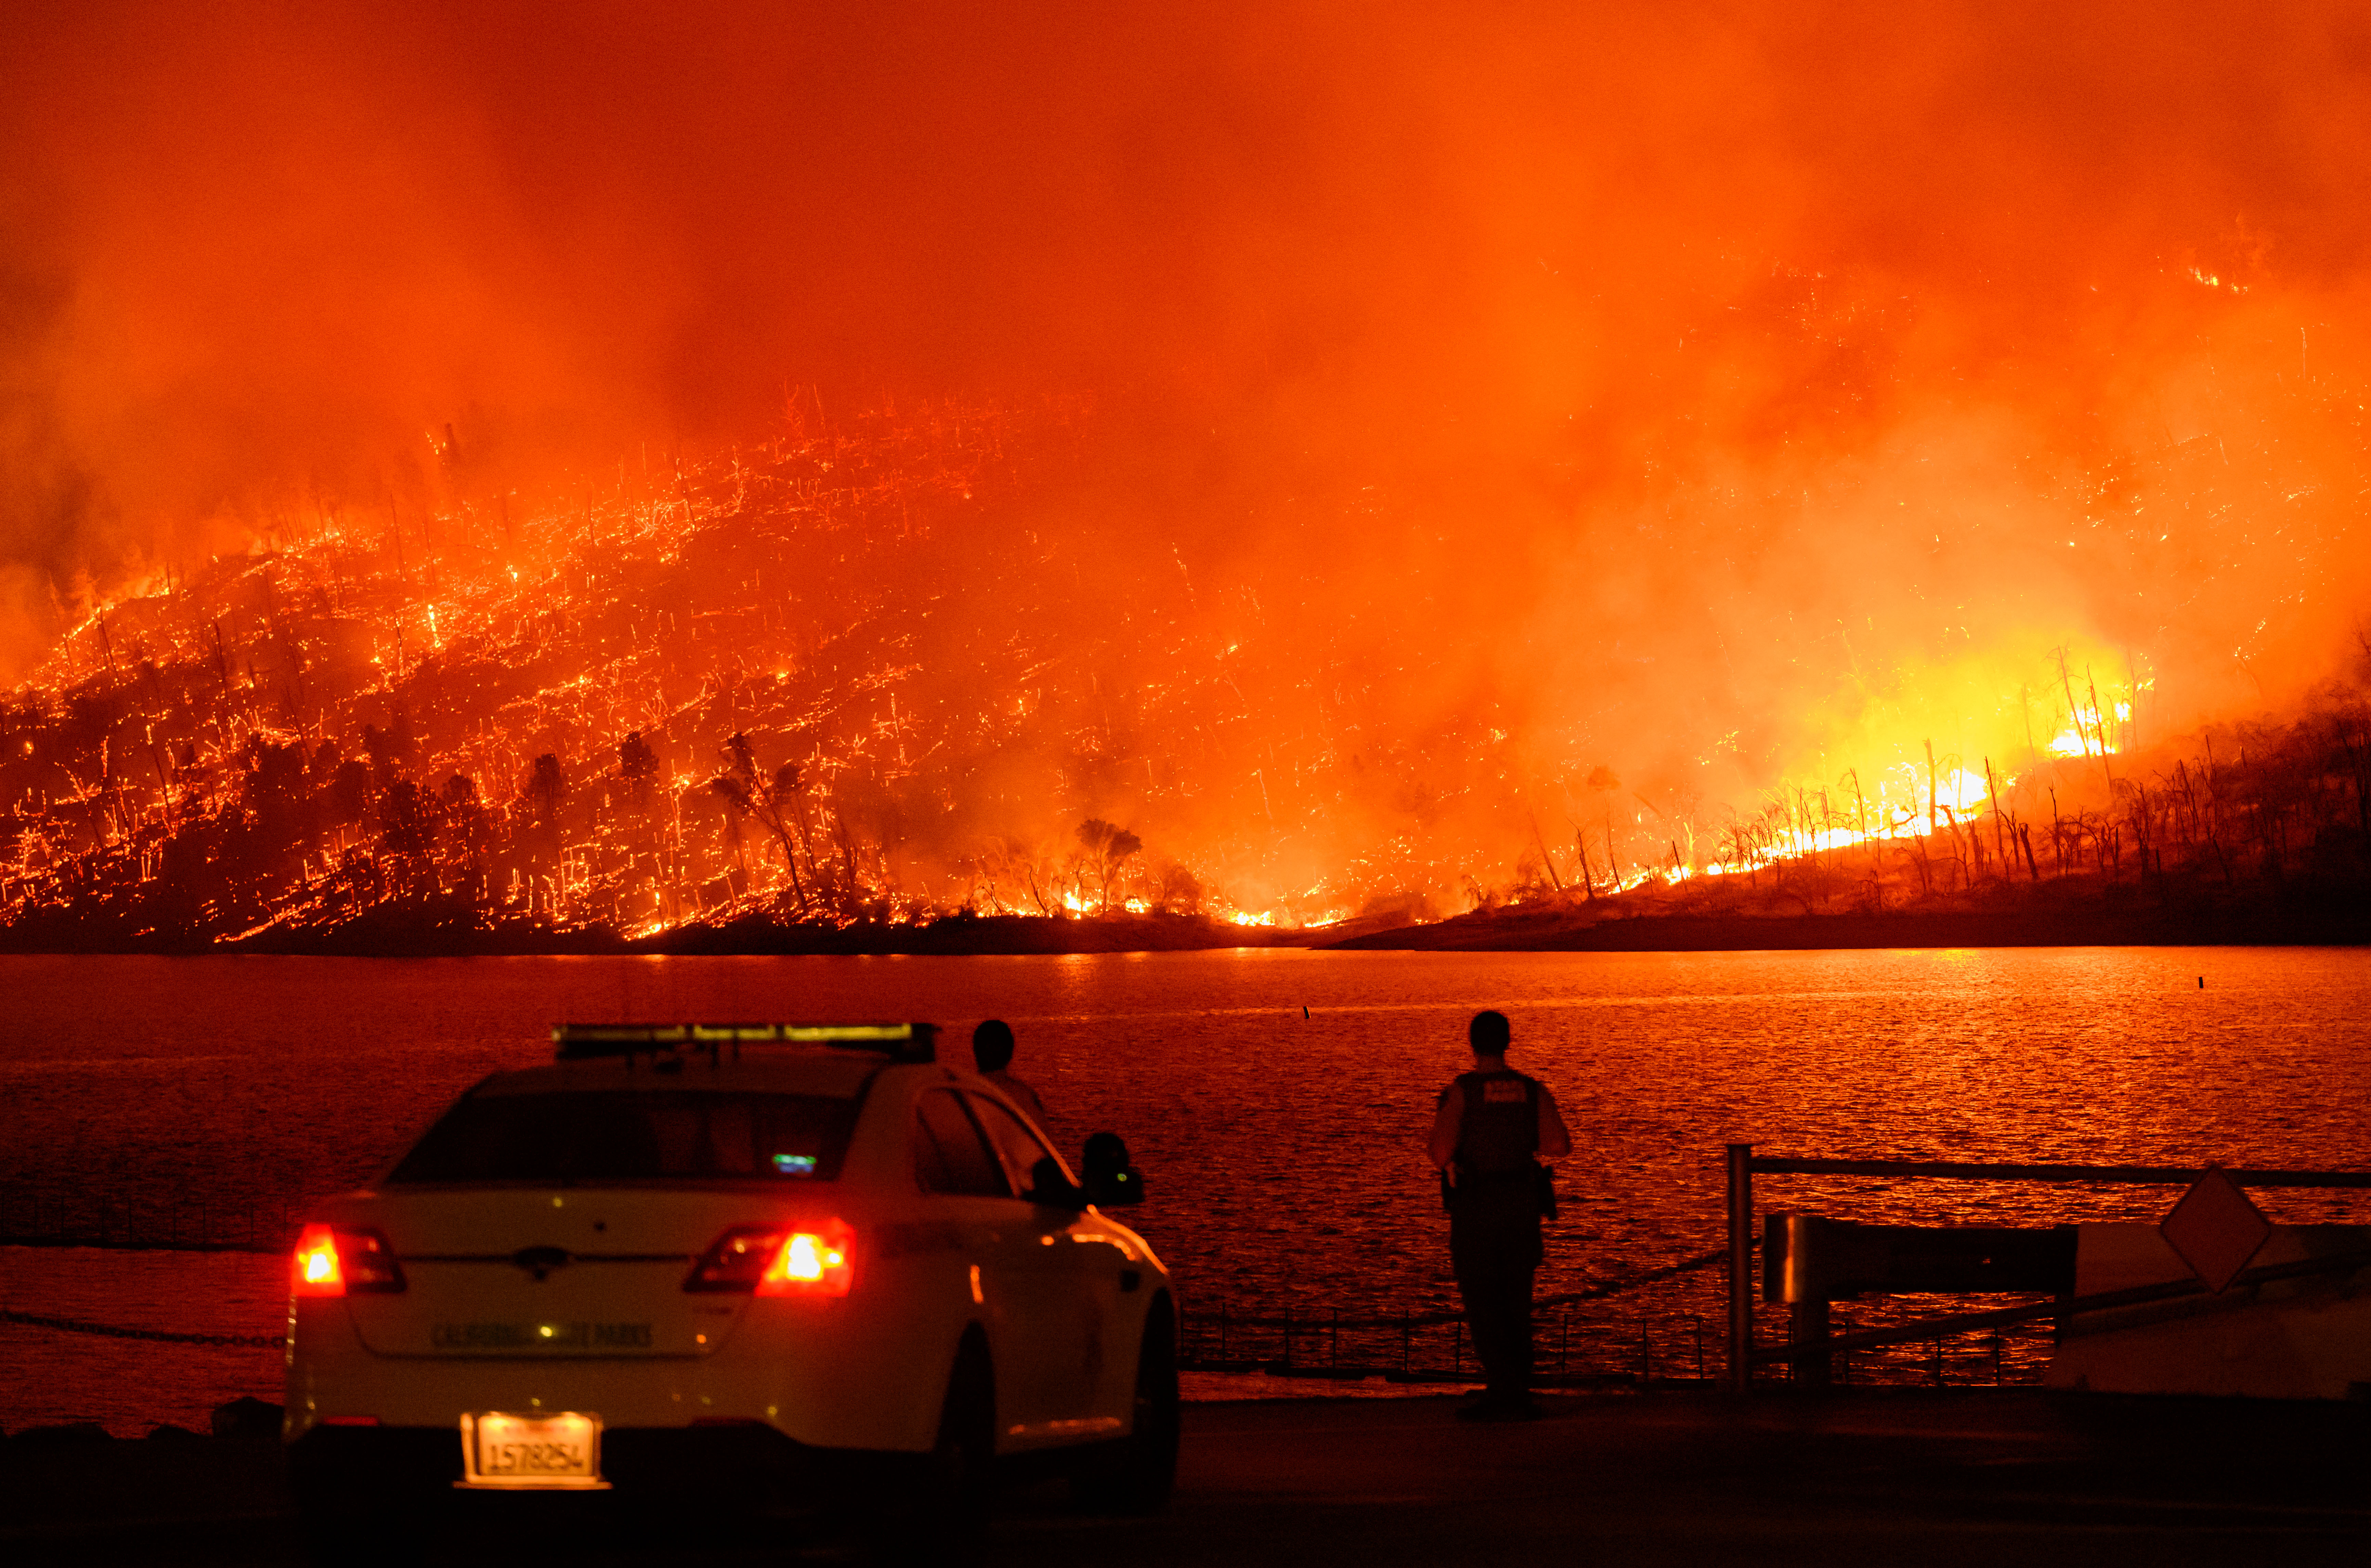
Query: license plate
457,1411,610,1490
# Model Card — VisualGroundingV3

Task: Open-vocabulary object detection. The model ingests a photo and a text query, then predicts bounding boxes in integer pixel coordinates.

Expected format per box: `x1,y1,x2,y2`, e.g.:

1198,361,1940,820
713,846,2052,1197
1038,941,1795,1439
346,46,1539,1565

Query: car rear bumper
287,1420,856,1504
288,1294,952,1452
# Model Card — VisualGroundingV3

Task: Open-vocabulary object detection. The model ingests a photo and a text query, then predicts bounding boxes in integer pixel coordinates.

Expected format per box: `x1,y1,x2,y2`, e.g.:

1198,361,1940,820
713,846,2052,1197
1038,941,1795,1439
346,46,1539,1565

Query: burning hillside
3,375,2367,953
0,399,1229,949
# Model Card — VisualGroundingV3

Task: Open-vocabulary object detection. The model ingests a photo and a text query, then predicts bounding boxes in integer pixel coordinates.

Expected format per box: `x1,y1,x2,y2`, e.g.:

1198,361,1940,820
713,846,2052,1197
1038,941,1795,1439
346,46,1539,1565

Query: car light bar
553,1022,937,1064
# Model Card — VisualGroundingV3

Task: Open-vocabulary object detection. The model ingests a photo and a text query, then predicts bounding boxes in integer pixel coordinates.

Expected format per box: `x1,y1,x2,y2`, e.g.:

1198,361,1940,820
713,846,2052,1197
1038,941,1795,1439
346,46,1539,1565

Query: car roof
467,1050,890,1099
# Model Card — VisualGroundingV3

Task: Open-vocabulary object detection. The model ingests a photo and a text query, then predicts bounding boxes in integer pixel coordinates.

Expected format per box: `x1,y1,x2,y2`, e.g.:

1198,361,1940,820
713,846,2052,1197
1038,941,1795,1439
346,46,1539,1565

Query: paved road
6,1391,2368,1566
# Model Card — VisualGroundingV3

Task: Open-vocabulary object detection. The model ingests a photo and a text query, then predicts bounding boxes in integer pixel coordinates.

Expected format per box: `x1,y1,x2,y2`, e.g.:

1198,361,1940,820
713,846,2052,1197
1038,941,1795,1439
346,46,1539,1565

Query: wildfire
0,405,1078,944
1,398,1441,947
0,389,2347,952
2049,702,2131,759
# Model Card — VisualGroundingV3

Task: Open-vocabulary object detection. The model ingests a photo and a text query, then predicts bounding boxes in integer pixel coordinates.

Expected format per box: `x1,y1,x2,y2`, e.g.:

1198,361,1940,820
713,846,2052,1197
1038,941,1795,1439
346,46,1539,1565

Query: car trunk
340,1187,813,1359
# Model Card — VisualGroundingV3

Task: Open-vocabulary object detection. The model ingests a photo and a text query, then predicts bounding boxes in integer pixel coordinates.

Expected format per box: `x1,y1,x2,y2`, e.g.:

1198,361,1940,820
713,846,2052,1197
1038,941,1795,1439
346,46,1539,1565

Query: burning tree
709,732,815,915
1076,818,1142,912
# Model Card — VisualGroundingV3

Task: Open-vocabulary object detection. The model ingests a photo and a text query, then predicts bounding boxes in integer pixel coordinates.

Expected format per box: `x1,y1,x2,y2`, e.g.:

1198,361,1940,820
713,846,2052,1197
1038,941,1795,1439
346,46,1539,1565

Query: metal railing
1722,1144,2371,1392
1177,1246,1741,1384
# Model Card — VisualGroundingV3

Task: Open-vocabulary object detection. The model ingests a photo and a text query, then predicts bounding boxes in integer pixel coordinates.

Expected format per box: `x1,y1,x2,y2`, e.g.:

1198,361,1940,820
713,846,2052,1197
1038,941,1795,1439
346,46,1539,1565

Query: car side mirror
1080,1132,1144,1208
1027,1155,1090,1211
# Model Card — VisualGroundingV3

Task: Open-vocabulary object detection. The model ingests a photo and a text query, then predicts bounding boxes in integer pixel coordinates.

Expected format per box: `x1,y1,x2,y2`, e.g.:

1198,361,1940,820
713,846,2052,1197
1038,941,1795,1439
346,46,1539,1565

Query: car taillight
684,1220,855,1298
760,1219,855,1297
683,1227,783,1292
291,1224,406,1296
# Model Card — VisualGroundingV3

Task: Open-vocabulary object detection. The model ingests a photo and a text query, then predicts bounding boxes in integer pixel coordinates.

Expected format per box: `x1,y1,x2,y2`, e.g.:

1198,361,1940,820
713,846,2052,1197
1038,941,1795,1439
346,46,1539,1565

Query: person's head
972,1018,1016,1074
1468,1009,1511,1060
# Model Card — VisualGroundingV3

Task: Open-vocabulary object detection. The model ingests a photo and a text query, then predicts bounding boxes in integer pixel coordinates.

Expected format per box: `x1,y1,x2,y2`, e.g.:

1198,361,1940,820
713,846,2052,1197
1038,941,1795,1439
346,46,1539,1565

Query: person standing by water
1427,1009,1572,1421
972,1018,1048,1123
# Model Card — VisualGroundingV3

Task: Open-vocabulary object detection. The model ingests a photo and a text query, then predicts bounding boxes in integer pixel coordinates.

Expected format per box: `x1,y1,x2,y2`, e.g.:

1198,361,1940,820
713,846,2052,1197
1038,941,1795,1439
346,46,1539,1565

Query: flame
0,394,2339,945
2049,702,2131,758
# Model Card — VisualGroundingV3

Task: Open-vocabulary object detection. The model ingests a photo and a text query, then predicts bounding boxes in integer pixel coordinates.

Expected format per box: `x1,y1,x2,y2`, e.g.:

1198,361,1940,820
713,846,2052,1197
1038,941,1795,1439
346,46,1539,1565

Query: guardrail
1722,1145,2371,1392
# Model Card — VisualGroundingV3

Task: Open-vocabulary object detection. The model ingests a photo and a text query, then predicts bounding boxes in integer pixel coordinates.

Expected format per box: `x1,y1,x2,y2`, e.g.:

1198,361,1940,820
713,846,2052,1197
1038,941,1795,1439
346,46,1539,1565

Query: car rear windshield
390,1092,860,1184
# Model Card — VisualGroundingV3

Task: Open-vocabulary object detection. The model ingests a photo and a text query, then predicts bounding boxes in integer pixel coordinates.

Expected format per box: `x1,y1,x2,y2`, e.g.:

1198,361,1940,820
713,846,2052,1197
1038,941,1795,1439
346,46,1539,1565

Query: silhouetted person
972,1019,1047,1122
1426,1009,1571,1421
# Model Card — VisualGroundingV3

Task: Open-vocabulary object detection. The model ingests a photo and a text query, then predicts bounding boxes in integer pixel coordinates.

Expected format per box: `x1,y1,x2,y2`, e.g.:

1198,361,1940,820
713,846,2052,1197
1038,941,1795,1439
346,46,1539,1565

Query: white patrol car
283,1022,1174,1553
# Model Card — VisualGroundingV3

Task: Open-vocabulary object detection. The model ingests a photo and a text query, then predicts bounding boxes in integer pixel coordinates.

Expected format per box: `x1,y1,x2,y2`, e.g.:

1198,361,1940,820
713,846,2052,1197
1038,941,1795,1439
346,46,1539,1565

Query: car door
910,1088,1083,1444
965,1093,1130,1432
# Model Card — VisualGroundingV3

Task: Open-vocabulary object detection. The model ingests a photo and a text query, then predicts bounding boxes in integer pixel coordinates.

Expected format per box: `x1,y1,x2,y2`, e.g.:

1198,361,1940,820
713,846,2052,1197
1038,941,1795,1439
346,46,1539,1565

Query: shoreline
0,899,2364,957
0,909,1318,959
1324,901,2371,952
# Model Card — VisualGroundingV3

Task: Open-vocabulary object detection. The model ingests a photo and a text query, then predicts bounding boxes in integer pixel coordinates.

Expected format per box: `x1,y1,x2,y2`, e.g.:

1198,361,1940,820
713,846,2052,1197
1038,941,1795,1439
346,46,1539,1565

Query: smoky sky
5,1,2370,786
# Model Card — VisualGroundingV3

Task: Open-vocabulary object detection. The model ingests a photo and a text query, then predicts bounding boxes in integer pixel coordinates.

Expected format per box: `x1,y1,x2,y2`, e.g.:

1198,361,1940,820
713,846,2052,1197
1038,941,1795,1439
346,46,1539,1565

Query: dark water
4,947,2368,1430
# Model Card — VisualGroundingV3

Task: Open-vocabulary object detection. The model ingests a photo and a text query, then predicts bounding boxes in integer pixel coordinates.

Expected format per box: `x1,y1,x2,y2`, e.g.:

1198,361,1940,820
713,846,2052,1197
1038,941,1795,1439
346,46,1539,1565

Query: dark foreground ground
5,1389,2367,1567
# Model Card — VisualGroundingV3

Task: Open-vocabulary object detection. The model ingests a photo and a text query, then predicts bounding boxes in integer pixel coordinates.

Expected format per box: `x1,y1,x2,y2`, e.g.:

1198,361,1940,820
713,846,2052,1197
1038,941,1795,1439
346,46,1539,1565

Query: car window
389,1092,857,1183
912,1089,1012,1198
968,1094,1066,1190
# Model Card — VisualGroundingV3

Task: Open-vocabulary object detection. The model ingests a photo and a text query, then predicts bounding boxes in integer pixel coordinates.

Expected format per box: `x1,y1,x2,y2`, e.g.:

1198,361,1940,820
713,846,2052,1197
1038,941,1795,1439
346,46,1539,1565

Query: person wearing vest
1426,1009,1572,1422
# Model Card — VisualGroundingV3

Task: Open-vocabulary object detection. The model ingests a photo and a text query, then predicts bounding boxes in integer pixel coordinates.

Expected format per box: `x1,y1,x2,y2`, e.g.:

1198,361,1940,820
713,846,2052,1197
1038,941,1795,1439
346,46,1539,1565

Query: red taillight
294,1226,343,1295
685,1220,855,1299
291,1224,406,1297
759,1219,855,1298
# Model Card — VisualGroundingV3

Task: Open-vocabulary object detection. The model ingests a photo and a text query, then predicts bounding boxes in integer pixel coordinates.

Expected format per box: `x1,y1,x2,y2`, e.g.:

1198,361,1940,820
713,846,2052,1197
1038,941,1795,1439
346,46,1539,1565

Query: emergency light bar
553,1022,938,1064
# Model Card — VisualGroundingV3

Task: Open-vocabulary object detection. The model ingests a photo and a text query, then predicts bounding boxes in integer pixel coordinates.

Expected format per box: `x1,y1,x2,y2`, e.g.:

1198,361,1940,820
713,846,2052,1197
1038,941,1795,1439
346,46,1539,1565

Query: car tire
1072,1296,1179,1516
865,1332,995,1561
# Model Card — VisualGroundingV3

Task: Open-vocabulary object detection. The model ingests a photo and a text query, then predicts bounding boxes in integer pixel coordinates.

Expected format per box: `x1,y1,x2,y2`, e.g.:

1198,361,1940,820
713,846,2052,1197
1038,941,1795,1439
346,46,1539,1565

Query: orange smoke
4,3,2370,915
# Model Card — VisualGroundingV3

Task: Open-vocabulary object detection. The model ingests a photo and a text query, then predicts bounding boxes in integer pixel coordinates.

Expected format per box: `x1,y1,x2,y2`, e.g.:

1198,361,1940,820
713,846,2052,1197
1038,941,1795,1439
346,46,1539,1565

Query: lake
4,946,2367,1430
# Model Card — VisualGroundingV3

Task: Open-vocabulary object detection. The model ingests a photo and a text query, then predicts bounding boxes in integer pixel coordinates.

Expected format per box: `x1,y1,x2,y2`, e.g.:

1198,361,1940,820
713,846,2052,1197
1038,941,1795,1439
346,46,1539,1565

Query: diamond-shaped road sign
2160,1168,2274,1293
